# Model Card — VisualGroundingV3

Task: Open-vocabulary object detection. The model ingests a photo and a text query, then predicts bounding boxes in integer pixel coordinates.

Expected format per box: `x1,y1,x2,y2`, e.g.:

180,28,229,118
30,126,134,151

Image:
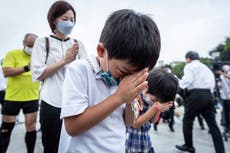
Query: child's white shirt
59,56,126,153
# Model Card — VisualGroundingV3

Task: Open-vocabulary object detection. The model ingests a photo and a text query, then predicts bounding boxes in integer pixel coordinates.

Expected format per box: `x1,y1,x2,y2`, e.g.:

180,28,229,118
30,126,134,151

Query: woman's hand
64,42,79,64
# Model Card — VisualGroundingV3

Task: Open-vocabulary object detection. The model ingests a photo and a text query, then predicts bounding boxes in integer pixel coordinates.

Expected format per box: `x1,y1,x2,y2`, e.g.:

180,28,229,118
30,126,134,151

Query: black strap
45,37,49,64
41,37,49,83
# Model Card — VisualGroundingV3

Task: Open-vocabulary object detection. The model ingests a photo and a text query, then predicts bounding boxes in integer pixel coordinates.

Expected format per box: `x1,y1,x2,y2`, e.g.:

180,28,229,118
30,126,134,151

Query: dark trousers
223,100,230,129
0,90,5,105
168,106,174,129
197,114,204,128
40,101,62,153
183,89,225,153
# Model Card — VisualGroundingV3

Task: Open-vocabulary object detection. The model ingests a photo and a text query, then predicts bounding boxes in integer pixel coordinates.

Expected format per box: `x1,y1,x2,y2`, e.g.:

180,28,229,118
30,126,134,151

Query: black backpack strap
45,37,49,64
41,37,49,83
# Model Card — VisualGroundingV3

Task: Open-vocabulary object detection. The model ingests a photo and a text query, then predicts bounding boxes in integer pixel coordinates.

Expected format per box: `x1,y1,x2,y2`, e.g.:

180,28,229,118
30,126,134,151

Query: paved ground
1,107,230,153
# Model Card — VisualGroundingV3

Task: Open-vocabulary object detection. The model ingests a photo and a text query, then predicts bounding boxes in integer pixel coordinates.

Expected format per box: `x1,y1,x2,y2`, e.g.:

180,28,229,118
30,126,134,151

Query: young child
60,9,161,153
126,69,178,153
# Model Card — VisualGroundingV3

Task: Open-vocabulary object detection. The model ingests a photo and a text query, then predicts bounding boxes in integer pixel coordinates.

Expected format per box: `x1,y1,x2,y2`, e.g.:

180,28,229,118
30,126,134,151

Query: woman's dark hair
47,1,76,33
99,9,161,70
147,69,178,103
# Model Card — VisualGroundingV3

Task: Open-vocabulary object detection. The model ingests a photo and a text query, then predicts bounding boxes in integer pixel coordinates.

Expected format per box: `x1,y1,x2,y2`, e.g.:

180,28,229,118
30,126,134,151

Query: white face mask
222,65,230,72
24,46,33,55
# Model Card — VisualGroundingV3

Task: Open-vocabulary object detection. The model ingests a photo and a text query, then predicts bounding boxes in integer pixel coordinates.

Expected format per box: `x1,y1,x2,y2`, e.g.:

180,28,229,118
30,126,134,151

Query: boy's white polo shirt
60,56,126,153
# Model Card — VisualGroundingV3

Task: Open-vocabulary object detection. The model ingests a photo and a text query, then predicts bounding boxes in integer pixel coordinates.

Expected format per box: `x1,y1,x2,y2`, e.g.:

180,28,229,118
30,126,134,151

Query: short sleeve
30,37,47,82
2,51,15,68
78,40,88,59
61,61,89,118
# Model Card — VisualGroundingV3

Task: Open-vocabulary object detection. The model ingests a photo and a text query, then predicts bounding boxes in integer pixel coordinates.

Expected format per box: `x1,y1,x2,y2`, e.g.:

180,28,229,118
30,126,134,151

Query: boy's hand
64,42,79,64
114,68,148,104
153,101,173,113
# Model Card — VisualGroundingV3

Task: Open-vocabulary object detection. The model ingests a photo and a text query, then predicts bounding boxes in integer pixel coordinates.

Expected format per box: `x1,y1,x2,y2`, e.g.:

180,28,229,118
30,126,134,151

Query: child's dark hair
147,69,178,103
99,9,161,70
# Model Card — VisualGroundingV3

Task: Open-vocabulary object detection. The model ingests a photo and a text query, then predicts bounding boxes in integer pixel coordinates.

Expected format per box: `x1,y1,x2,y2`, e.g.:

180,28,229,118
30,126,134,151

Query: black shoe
154,123,158,131
169,126,175,132
175,144,195,153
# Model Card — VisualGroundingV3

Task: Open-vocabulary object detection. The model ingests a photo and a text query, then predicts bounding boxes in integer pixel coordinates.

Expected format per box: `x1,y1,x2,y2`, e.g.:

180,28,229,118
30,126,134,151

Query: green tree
170,61,186,79
200,57,212,67
224,37,230,51
220,37,230,61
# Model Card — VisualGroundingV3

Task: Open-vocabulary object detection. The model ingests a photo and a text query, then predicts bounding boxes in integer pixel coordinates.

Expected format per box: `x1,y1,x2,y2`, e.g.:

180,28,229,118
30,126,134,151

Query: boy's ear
97,43,106,58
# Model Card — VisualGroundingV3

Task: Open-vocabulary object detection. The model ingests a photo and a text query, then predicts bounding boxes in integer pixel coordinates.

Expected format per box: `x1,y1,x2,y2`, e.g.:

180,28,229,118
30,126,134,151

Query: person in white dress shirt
217,65,230,133
176,51,225,153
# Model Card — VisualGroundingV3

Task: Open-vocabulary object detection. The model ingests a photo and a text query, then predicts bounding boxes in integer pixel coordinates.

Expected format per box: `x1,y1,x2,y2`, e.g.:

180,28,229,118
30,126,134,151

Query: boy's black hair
147,69,178,103
99,9,161,70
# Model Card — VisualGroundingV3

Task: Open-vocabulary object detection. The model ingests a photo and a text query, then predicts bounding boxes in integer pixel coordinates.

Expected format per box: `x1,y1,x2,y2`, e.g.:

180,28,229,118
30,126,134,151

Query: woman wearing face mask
30,1,87,153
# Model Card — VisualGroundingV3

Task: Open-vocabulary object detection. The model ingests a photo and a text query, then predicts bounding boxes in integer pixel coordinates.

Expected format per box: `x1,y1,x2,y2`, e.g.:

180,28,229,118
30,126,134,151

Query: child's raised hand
114,68,148,104
153,101,173,113
64,42,79,64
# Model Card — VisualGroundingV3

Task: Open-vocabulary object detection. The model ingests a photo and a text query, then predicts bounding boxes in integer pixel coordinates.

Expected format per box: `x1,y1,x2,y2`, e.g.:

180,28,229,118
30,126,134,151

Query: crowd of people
0,1,229,153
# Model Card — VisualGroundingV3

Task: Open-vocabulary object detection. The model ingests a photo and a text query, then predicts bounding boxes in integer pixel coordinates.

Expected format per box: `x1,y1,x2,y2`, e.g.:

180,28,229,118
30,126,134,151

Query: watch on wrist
23,65,30,72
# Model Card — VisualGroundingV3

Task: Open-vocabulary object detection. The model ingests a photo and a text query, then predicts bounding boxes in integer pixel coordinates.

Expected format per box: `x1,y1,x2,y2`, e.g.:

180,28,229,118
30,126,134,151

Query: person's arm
37,43,79,81
2,66,28,77
31,38,79,81
2,51,29,77
124,103,135,126
64,68,149,136
179,65,193,89
131,101,172,128
215,70,230,79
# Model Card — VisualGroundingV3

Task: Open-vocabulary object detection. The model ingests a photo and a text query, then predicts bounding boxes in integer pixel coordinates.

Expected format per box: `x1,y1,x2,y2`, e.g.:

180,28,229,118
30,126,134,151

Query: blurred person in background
176,51,225,153
216,65,230,135
0,33,39,153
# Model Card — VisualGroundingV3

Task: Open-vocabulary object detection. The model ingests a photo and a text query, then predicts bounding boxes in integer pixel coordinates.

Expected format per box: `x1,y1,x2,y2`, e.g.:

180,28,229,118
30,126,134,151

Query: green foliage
200,57,212,67
220,50,230,61
216,44,225,52
170,61,186,79
219,37,230,61
224,37,230,51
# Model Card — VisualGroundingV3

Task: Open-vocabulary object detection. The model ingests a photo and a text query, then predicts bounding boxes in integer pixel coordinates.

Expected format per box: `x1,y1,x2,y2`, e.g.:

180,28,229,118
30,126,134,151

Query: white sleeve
179,65,194,89
78,40,88,59
30,37,47,82
61,61,89,118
